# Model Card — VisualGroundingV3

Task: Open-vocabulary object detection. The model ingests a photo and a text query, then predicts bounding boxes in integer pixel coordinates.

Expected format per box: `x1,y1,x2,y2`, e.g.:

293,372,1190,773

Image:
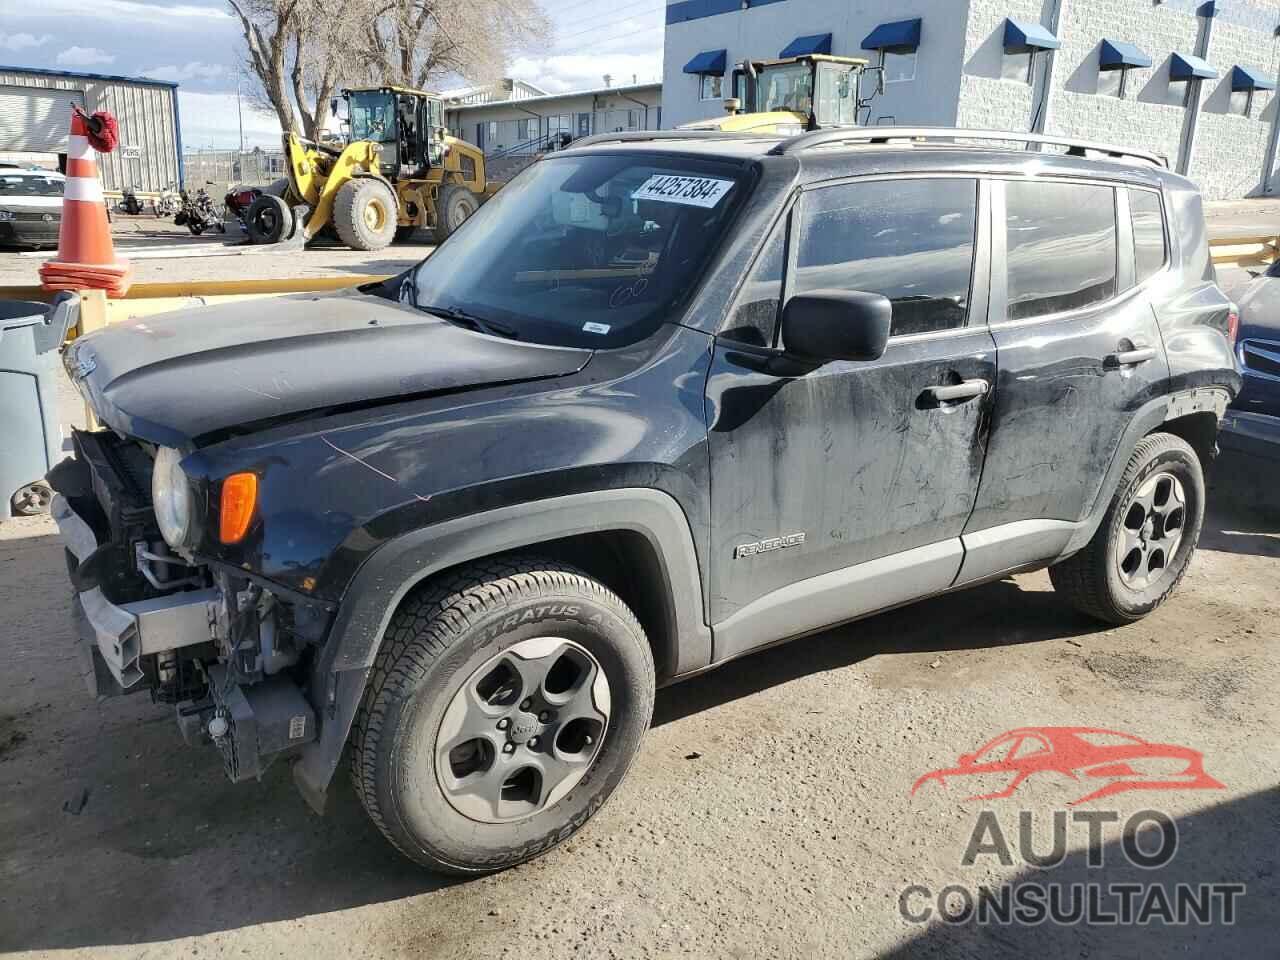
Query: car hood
64,289,593,446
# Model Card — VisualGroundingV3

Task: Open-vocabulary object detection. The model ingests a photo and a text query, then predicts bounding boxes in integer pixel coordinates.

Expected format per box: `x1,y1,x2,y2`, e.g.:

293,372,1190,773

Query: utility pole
236,82,245,153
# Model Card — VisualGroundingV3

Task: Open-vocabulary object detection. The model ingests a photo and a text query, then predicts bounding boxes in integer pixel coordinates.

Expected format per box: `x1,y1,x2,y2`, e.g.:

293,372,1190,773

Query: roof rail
769,127,1168,168
567,129,774,149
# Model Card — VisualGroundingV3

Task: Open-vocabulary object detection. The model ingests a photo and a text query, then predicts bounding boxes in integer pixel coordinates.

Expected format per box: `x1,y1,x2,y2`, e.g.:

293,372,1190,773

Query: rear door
706,176,997,658
960,178,1171,579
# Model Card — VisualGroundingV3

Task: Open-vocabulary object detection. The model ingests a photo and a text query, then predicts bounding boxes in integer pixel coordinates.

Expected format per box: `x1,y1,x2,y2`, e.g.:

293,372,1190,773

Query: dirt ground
0,375,1277,959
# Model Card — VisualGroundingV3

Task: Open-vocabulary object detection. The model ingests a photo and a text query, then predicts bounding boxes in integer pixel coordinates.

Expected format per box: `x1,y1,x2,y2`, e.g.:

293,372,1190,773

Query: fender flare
1061,386,1232,557
291,487,711,807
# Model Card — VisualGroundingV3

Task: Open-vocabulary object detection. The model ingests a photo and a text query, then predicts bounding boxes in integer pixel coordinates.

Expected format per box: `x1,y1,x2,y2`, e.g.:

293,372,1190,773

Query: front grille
9,211,60,222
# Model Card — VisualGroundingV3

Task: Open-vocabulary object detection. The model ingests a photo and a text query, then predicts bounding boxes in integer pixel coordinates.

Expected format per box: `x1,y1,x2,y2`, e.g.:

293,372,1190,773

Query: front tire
1050,433,1205,624
333,178,398,251
350,557,655,875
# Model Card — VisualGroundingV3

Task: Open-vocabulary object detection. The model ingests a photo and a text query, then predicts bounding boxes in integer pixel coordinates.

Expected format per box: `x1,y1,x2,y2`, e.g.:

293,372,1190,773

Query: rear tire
245,194,293,245
333,178,398,251
1050,433,1204,625
432,183,479,244
350,556,655,875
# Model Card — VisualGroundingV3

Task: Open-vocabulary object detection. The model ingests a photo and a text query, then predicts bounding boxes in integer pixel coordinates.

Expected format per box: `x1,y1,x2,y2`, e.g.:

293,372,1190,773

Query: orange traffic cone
39,108,132,298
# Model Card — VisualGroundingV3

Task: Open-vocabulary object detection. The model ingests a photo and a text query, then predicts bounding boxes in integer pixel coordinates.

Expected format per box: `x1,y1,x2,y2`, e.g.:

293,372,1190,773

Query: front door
706,176,996,659
963,179,1171,560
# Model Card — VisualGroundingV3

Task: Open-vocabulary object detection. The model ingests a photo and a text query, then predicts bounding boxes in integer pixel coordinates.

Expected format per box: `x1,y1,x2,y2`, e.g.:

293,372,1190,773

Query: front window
700,74,724,101
410,154,750,348
0,174,63,197
759,62,814,115
347,92,397,143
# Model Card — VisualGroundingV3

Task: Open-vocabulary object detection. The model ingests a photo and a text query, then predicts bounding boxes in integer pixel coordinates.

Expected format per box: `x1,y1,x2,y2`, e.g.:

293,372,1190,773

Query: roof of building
446,81,661,112
440,79,549,103
0,64,179,89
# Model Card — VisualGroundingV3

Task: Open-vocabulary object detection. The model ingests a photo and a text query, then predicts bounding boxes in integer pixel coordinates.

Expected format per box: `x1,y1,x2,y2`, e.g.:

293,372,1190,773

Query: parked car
0,168,63,249
49,127,1240,875
1221,262,1280,460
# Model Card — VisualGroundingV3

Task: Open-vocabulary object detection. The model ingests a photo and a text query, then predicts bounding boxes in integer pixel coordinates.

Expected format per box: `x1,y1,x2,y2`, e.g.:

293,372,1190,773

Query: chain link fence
182,149,287,191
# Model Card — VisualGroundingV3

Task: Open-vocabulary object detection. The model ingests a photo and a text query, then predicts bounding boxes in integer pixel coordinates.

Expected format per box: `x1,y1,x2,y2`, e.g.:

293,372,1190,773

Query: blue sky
0,0,664,148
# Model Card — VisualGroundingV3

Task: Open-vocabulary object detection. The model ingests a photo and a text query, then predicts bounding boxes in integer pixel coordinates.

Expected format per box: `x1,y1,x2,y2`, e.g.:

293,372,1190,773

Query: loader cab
726,54,866,130
343,86,447,178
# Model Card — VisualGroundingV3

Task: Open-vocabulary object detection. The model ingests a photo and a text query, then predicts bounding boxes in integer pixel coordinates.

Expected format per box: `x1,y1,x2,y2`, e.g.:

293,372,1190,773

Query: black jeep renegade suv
50,128,1240,874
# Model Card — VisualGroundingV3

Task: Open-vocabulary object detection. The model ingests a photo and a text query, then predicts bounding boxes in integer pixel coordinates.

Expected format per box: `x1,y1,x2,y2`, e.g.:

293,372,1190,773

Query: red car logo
911,727,1225,805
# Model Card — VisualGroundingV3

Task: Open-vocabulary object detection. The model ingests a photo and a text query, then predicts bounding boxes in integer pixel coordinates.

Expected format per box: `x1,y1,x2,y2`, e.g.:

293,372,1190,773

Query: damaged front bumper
53,494,216,696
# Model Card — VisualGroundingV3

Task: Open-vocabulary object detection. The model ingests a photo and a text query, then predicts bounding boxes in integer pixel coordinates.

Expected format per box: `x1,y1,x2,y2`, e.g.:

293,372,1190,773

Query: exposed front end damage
49,429,332,786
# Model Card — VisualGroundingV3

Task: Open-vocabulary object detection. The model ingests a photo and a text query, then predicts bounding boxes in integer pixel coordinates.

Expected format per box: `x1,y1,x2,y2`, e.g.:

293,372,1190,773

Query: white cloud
143,61,226,84
34,0,230,21
1,32,53,52
178,90,283,150
508,51,663,94
55,46,117,67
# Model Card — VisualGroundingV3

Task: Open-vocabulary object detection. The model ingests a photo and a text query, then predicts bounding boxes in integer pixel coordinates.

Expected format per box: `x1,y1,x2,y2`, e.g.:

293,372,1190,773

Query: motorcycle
224,185,264,234
152,184,180,219
174,184,226,236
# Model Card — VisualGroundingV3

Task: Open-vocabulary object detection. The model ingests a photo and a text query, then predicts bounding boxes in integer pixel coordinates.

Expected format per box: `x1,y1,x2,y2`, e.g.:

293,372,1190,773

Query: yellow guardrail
0,275,395,339
1209,235,1280,270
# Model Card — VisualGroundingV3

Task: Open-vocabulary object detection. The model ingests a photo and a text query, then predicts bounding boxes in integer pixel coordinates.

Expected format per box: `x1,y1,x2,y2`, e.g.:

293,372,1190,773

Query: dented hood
64,290,592,446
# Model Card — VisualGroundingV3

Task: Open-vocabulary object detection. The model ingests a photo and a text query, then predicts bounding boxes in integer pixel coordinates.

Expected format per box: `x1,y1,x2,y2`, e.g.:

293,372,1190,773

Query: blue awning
1232,65,1277,91
780,33,832,58
1100,39,1152,70
1004,18,1060,52
861,18,922,52
683,49,727,75
1170,53,1218,81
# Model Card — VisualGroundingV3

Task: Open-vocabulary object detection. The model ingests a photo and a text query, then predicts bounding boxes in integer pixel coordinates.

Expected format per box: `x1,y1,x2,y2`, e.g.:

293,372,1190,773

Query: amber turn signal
219,472,258,544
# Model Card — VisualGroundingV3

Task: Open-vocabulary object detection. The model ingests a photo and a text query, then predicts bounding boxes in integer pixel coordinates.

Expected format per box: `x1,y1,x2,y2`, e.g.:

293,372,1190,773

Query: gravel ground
0,377,1277,959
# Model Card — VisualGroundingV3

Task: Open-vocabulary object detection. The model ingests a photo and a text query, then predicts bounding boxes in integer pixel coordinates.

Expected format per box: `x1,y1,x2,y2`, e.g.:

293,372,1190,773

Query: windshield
410,154,749,348
0,173,63,197
348,91,397,143
759,62,814,115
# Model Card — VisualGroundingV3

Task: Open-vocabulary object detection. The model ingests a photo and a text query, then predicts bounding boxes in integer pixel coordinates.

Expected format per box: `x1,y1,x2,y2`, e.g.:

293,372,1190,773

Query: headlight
0,210,15,221
152,446,195,549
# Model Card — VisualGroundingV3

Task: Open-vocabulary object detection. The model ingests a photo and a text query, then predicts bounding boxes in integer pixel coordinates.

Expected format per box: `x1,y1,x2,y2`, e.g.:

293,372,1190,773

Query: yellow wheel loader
680,54,874,135
245,85,494,252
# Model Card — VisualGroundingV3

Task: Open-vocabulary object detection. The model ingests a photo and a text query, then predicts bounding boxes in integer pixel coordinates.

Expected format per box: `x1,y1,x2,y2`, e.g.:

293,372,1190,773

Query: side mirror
330,97,339,116
781,290,892,363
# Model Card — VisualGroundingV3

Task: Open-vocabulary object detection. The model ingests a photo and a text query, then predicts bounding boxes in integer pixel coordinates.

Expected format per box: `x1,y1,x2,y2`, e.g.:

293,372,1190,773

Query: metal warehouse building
663,0,1280,199
0,65,181,194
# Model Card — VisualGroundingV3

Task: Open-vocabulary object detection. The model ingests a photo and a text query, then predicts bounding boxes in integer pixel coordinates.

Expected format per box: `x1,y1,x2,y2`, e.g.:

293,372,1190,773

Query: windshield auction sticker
632,174,734,208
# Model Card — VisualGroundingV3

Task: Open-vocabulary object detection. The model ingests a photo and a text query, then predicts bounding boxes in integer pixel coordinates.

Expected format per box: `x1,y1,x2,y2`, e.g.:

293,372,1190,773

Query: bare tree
228,0,549,142
363,0,549,92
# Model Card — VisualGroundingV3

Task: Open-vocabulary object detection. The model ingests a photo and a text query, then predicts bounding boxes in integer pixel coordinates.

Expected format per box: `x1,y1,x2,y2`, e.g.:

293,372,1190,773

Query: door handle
921,378,989,404
1106,347,1157,367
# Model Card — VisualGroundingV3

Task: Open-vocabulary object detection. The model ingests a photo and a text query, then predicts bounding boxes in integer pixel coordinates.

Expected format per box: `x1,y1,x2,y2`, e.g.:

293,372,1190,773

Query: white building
445,81,662,158
662,0,1280,199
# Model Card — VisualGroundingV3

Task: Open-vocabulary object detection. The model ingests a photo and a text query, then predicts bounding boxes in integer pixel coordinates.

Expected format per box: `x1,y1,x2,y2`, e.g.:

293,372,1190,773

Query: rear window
1130,189,1167,283
1005,180,1117,321
0,174,63,197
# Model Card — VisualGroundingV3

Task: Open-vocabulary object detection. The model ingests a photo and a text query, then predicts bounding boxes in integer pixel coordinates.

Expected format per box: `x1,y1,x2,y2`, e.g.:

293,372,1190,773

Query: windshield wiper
420,304,519,339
